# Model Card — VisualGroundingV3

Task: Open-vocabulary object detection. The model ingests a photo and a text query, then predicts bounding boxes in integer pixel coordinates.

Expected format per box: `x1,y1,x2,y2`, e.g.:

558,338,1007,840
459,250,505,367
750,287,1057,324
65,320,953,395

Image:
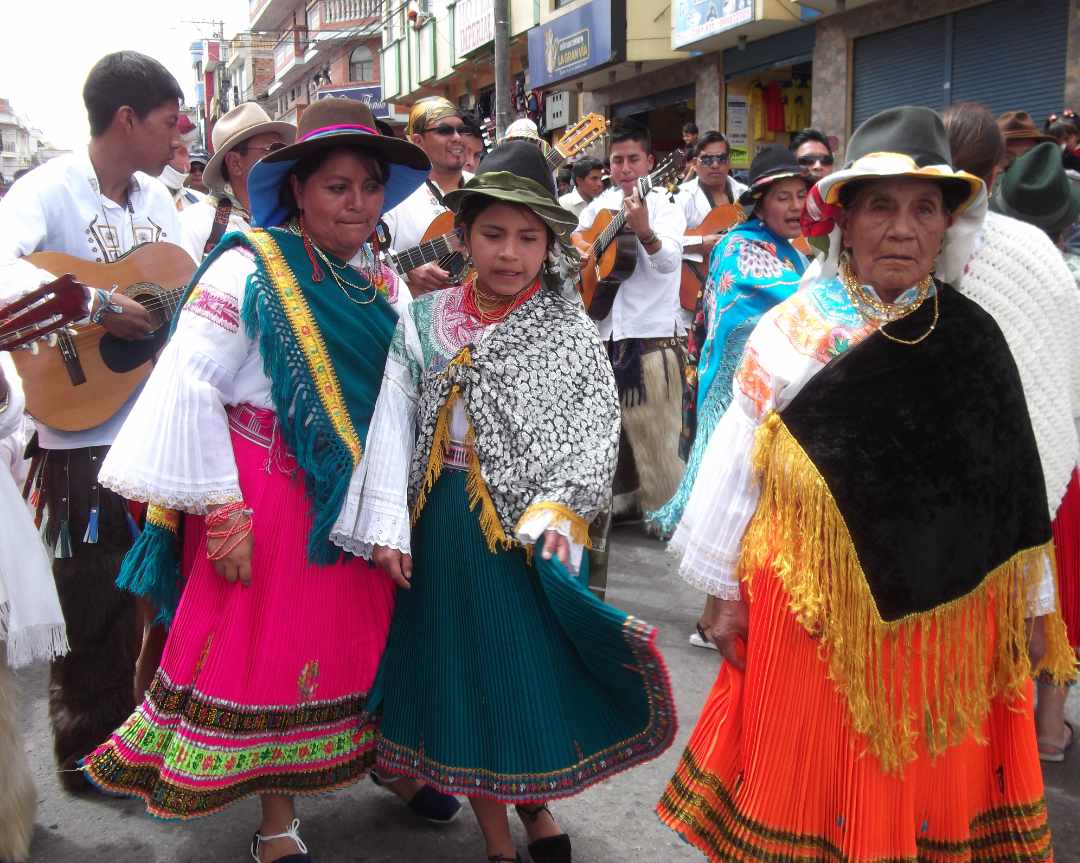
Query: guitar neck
545,146,569,172
390,233,457,274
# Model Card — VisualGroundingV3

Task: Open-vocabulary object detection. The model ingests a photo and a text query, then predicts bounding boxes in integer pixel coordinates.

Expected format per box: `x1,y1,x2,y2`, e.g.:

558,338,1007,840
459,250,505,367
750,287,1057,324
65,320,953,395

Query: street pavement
12,526,1080,862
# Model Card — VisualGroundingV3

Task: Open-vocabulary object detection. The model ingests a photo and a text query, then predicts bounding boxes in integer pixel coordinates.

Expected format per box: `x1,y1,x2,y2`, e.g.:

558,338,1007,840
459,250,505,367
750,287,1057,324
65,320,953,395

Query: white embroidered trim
97,475,243,514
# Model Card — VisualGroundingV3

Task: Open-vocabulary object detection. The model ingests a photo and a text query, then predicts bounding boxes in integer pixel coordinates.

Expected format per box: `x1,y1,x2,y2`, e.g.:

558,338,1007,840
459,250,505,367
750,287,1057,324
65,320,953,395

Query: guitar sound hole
130,285,169,329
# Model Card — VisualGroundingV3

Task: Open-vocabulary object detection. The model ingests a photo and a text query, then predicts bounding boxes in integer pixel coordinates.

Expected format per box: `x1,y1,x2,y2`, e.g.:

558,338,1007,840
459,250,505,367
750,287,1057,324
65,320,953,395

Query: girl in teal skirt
330,140,677,863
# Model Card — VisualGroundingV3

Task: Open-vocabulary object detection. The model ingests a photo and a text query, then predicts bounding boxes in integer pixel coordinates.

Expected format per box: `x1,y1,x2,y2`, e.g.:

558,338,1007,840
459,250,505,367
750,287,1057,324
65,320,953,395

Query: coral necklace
462,277,541,325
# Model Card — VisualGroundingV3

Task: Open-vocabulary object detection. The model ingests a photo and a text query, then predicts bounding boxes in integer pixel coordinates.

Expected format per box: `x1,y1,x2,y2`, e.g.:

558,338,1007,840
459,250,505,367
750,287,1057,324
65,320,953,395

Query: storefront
719,25,817,173
850,0,1070,128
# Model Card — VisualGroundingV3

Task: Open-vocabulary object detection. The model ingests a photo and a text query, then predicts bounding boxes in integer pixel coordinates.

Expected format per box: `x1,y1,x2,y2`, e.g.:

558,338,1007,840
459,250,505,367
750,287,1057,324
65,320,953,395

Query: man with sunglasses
789,127,835,181
382,97,474,294
681,131,748,259
179,102,295,261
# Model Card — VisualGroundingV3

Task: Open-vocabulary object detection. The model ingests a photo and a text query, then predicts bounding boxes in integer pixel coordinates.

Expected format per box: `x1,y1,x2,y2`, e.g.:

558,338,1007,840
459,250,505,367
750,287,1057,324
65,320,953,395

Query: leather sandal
250,818,312,862
514,804,572,863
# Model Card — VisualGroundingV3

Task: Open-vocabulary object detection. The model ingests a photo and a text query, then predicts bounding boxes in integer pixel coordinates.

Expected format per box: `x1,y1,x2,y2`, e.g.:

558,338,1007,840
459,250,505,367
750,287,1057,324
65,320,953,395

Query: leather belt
637,336,683,355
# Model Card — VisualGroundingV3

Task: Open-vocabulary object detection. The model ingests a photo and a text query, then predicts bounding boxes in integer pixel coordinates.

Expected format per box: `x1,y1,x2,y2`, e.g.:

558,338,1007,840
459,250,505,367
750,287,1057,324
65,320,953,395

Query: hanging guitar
0,276,89,351
679,202,745,311
573,159,681,320
11,244,196,432
387,112,609,285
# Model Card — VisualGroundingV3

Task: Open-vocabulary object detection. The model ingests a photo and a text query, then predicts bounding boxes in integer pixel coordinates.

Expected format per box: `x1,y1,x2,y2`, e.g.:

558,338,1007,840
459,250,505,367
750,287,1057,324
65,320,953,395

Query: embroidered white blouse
98,246,409,514
673,275,1056,616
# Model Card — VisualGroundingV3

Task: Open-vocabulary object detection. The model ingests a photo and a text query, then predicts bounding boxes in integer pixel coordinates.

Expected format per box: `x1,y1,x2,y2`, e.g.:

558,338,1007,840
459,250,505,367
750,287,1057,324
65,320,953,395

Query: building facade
0,98,70,188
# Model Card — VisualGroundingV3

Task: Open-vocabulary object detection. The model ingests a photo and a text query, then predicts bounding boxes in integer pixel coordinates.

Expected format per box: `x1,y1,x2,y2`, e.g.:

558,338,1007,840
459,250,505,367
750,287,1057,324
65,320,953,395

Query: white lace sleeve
331,312,420,558
516,510,585,574
97,249,255,512
670,402,761,598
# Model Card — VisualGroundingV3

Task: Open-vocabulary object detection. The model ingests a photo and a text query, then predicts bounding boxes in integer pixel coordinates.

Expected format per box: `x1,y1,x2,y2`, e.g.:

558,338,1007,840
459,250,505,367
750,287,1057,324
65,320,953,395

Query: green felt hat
443,140,580,246
991,141,1080,237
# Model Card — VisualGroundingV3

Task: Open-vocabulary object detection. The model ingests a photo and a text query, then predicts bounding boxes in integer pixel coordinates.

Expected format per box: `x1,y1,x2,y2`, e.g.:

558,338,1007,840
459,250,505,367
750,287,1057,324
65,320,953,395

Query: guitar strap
203,198,234,258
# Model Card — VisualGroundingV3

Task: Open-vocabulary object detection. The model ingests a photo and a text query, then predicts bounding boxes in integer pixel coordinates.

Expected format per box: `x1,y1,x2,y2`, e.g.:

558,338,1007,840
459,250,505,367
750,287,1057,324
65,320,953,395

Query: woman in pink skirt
82,99,434,862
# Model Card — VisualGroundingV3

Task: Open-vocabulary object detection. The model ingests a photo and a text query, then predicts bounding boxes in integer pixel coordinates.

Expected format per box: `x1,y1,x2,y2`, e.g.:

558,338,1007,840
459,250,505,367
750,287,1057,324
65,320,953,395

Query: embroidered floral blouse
672,274,1056,615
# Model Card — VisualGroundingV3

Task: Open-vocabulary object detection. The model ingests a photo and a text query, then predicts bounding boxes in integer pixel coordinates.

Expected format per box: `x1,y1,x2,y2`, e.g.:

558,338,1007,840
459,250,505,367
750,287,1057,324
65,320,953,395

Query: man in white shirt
0,51,187,792
558,157,604,217
382,97,473,295
159,114,206,211
179,102,295,261
575,122,687,525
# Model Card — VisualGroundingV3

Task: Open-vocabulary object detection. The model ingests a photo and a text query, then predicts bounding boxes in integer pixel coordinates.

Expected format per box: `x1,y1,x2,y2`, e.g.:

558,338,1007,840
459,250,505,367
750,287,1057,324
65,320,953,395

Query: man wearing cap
186,146,209,194
178,102,295,262
382,96,474,294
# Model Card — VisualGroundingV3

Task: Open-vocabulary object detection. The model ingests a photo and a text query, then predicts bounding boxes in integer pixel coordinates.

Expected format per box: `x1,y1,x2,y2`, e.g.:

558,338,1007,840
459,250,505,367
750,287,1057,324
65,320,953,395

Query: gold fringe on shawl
738,412,1078,773
515,501,594,549
410,346,513,554
146,505,180,533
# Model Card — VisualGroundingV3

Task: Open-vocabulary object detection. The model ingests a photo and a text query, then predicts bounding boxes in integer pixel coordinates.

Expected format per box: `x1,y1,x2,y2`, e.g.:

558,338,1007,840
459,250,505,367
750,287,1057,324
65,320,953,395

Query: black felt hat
737,145,811,207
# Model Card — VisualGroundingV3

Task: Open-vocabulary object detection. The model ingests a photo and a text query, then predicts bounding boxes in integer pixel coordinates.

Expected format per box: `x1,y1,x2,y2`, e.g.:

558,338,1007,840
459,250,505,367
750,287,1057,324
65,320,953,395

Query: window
350,45,374,81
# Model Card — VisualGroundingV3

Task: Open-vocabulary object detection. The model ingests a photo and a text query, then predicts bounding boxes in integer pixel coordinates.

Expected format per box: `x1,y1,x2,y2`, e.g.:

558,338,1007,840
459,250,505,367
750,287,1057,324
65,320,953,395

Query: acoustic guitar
0,276,89,351
572,159,681,320
679,203,745,311
12,244,196,431
387,112,609,283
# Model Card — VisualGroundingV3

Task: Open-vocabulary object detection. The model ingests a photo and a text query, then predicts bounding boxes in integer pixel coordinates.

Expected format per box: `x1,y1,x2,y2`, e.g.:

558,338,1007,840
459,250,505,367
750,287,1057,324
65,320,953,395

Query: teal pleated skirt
366,469,676,802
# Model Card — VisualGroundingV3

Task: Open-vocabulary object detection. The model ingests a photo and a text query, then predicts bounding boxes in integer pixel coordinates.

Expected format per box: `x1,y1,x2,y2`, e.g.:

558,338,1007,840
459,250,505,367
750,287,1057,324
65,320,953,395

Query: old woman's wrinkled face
838,177,952,301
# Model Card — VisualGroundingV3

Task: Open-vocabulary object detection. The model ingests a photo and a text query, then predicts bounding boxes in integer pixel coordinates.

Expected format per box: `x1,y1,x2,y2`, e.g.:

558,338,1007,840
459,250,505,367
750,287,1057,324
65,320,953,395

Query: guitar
387,112,609,283
0,276,89,351
12,244,196,432
572,159,681,320
679,203,745,311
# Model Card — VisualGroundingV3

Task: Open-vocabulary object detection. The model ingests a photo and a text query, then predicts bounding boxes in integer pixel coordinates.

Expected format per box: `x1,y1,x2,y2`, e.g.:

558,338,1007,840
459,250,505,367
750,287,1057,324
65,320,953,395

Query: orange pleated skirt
657,564,1053,863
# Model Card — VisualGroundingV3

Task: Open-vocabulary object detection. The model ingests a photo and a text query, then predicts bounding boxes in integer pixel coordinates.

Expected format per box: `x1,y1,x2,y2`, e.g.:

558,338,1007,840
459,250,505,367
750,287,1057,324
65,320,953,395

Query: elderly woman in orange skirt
657,106,1076,862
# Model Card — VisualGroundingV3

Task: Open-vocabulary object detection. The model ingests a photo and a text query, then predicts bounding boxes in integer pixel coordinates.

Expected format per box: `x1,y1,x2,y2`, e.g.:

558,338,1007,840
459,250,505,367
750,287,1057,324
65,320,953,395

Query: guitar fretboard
389,234,457,274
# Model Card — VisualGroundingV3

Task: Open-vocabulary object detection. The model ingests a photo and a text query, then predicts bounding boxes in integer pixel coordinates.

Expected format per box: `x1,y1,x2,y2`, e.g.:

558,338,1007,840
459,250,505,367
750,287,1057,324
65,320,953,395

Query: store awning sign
528,0,616,89
456,0,496,58
316,85,391,119
673,0,755,49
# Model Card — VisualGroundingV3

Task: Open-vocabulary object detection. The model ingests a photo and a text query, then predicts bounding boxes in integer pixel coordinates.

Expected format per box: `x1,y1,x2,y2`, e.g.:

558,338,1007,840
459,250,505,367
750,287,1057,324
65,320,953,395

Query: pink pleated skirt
84,406,396,818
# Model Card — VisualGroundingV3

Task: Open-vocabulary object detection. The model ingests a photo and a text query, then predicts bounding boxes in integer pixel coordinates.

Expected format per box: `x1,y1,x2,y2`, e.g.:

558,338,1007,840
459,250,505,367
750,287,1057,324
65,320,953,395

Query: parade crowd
0,48,1079,863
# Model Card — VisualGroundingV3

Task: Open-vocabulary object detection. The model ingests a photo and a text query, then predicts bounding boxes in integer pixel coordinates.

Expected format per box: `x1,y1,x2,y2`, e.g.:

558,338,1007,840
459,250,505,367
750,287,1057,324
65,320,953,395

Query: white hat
202,102,296,192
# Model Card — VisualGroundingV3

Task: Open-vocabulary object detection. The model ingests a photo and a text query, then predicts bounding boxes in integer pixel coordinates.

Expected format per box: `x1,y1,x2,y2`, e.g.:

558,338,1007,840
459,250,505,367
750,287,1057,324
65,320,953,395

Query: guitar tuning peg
29,341,40,355
47,333,58,348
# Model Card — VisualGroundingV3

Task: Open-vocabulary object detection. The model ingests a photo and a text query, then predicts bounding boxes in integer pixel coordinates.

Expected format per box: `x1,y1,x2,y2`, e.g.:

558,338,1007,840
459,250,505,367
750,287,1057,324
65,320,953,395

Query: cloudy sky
4,0,252,149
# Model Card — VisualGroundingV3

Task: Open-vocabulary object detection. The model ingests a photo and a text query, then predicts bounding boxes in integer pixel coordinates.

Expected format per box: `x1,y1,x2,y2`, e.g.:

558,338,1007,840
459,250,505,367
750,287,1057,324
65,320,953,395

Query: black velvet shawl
780,282,1051,621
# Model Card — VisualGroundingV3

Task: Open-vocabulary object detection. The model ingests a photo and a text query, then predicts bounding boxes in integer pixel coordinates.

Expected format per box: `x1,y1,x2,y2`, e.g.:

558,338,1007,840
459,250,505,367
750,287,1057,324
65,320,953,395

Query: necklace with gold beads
839,257,939,346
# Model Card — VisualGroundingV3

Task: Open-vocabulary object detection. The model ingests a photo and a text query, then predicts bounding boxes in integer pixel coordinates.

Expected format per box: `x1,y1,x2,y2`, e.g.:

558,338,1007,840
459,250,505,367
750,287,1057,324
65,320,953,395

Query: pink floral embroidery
773,294,873,363
433,285,486,356
186,284,239,333
297,660,319,703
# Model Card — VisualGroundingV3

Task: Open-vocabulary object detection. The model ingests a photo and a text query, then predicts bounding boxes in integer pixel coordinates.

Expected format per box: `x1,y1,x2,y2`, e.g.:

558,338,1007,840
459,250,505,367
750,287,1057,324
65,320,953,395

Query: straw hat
202,102,297,192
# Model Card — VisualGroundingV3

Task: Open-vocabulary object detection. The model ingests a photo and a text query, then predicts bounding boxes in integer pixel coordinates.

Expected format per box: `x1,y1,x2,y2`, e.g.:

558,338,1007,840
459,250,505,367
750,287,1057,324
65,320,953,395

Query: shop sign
527,0,617,90
456,0,496,58
725,93,749,169
545,91,570,130
673,0,755,50
316,85,391,119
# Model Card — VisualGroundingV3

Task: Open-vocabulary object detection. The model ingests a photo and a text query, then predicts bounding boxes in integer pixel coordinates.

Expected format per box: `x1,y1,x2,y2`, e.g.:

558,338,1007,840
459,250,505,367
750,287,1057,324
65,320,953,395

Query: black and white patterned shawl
407,288,619,545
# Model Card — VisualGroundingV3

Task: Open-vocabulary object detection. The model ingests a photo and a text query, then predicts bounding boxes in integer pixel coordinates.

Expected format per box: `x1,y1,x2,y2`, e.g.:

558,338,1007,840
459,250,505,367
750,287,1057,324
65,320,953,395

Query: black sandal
514,804,572,863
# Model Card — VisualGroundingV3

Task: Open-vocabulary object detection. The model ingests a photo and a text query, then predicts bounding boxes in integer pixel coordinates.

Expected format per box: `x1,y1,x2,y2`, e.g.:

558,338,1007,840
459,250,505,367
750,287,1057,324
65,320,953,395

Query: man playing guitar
381,97,473,295
0,51,189,792
680,131,748,260
573,121,687,526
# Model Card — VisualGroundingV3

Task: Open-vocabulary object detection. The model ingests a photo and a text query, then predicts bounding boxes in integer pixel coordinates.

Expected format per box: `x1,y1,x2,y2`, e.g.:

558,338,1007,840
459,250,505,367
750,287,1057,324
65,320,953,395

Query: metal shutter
951,0,1069,127
853,17,950,128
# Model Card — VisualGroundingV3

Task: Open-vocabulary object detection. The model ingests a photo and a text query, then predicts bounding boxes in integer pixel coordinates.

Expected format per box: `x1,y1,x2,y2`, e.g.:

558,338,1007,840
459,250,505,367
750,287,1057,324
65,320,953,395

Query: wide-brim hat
800,105,987,285
737,144,811,209
443,140,579,245
203,102,297,192
188,146,210,168
991,141,1080,236
998,110,1056,144
248,98,431,229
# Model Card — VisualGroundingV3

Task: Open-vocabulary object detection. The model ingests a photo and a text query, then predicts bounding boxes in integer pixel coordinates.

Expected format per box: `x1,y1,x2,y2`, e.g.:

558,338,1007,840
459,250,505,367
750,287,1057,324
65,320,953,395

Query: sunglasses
797,153,835,167
426,123,467,137
697,153,729,166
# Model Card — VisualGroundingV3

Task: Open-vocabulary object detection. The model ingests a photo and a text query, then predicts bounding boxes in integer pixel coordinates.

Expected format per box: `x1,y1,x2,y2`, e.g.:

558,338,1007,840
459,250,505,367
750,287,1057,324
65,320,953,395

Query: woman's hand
700,595,749,670
206,504,253,587
541,529,571,567
374,545,413,589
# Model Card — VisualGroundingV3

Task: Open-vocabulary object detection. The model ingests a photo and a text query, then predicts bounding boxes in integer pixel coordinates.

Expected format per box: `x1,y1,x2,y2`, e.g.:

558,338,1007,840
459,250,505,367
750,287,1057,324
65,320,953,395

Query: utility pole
493,0,512,140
